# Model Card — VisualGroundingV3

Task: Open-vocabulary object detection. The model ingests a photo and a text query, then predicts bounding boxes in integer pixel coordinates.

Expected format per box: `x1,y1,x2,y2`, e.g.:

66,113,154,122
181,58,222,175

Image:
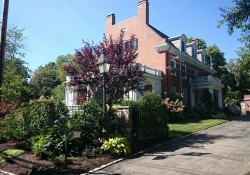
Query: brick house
105,0,223,108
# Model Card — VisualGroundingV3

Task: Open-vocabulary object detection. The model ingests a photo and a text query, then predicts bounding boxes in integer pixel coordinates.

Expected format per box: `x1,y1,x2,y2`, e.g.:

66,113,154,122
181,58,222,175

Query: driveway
90,116,250,175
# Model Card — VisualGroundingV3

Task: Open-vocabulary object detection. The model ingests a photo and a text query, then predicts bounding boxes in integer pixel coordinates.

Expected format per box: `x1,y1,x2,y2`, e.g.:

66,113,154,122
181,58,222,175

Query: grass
168,118,228,139
0,149,24,163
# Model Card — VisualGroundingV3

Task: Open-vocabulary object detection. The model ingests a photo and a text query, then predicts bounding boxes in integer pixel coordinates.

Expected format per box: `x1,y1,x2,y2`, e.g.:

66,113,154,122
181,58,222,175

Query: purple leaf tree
64,33,144,109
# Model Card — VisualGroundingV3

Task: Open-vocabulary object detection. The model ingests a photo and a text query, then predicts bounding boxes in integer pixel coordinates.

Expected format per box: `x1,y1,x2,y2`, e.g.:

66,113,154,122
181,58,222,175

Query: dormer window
202,55,206,64
181,40,185,52
192,47,197,59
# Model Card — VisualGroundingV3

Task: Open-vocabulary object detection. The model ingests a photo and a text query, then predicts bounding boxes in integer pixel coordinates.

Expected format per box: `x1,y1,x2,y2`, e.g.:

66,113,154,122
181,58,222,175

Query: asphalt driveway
90,116,250,175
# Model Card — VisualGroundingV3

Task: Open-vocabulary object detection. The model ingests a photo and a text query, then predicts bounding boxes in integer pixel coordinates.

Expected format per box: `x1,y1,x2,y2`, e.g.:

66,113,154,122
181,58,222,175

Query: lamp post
97,50,110,136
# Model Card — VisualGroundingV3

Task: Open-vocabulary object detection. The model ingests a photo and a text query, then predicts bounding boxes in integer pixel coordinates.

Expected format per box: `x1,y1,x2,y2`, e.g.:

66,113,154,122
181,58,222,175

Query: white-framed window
181,40,185,52
192,47,197,59
130,38,138,52
181,64,187,79
170,59,176,75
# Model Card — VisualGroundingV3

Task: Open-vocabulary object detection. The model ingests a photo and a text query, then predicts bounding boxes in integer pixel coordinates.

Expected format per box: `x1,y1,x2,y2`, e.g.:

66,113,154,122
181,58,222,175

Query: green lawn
0,149,24,163
168,119,228,139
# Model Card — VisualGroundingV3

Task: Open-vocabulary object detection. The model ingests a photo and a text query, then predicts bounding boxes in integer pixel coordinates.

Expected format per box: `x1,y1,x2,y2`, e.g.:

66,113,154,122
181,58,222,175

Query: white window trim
181,64,187,79
171,59,177,76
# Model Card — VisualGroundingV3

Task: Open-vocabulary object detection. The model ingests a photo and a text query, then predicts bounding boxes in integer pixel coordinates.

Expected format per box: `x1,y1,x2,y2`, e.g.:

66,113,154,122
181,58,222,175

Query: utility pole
0,0,9,87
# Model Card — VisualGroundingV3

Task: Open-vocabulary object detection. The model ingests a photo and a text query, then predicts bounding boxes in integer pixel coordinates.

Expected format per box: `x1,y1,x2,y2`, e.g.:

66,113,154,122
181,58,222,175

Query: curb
0,169,16,175
82,120,228,175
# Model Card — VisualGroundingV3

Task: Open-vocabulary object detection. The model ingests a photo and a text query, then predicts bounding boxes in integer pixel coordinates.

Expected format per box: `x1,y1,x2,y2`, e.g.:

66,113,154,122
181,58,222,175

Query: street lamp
97,50,110,137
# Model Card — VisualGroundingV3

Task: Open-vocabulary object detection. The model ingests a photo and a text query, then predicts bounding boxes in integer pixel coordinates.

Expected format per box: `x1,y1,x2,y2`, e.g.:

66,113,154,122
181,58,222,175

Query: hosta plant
101,136,131,156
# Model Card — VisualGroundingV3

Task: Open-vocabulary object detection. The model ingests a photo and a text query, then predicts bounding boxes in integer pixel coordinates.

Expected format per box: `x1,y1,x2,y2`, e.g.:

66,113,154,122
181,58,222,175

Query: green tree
31,62,61,97
218,0,250,49
206,45,227,77
55,54,74,82
0,25,31,104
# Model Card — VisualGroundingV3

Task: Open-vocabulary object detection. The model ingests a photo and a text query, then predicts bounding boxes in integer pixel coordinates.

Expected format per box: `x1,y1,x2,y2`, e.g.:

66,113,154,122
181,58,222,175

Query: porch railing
191,75,221,84
138,64,162,77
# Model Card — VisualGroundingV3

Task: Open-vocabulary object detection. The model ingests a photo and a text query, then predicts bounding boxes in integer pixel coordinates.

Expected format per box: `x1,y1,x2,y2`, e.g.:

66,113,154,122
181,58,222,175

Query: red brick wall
106,0,168,91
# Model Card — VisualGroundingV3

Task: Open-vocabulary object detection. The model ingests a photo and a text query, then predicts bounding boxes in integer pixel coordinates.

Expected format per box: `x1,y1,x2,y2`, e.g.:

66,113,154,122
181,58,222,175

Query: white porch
124,64,162,101
189,75,224,108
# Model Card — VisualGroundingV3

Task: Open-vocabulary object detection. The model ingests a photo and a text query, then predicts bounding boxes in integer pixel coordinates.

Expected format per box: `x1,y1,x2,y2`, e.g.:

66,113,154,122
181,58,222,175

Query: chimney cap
138,0,148,4
106,13,115,18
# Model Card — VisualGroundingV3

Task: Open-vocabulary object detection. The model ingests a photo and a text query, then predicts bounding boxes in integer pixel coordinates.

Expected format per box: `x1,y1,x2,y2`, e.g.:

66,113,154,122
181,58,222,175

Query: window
194,69,198,77
144,84,152,92
181,41,185,52
130,38,138,52
121,28,128,33
170,85,176,95
181,64,187,79
123,40,129,50
170,59,176,75
192,48,197,59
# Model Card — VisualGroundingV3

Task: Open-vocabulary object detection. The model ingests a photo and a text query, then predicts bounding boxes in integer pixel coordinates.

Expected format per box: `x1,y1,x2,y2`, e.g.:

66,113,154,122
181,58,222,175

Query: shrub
101,136,131,156
0,101,15,117
212,112,227,119
138,92,163,110
23,98,69,136
120,100,138,107
0,116,25,141
82,146,101,158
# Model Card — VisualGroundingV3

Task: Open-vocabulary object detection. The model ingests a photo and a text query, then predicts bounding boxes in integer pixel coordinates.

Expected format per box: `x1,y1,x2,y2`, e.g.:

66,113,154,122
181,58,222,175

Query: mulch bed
0,141,116,175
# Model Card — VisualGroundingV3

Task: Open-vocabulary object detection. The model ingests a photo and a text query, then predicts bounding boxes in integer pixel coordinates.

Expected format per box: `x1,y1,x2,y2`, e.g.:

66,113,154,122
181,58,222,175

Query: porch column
190,88,195,107
218,90,223,108
209,88,214,99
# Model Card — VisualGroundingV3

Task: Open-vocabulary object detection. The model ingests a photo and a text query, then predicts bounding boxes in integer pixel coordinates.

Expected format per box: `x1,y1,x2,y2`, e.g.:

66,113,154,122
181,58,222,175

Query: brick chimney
138,0,149,24
106,13,115,26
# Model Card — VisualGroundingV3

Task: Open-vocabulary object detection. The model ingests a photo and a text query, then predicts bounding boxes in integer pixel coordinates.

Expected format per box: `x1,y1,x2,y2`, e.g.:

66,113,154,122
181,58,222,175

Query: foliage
4,24,27,59
212,112,227,119
0,149,24,163
200,89,217,116
120,100,138,107
163,93,185,121
138,92,163,110
0,25,31,106
23,98,69,136
218,0,250,48
206,45,227,78
224,88,241,106
1,58,31,103
31,62,62,97
183,106,198,119
163,98,184,113
187,37,207,49
0,116,25,141
82,146,101,158
52,84,65,101
0,101,14,117
68,100,102,149
101,136,131,156
64,33,144,110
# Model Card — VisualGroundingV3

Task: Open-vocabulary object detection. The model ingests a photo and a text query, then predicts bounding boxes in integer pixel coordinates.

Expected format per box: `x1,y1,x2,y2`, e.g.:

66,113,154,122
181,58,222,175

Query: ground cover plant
0,149,24,163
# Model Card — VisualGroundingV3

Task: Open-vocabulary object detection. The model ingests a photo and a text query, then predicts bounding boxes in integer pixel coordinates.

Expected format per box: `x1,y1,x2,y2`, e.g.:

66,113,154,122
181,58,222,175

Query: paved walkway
91,116,250,175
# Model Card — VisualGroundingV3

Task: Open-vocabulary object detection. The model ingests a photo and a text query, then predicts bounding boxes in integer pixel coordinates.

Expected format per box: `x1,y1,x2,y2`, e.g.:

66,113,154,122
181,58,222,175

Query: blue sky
4,0,242,72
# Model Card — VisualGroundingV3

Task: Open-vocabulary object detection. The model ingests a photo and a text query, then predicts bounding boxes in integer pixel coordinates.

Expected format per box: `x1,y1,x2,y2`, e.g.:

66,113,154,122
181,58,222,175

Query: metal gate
132,107,168,149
